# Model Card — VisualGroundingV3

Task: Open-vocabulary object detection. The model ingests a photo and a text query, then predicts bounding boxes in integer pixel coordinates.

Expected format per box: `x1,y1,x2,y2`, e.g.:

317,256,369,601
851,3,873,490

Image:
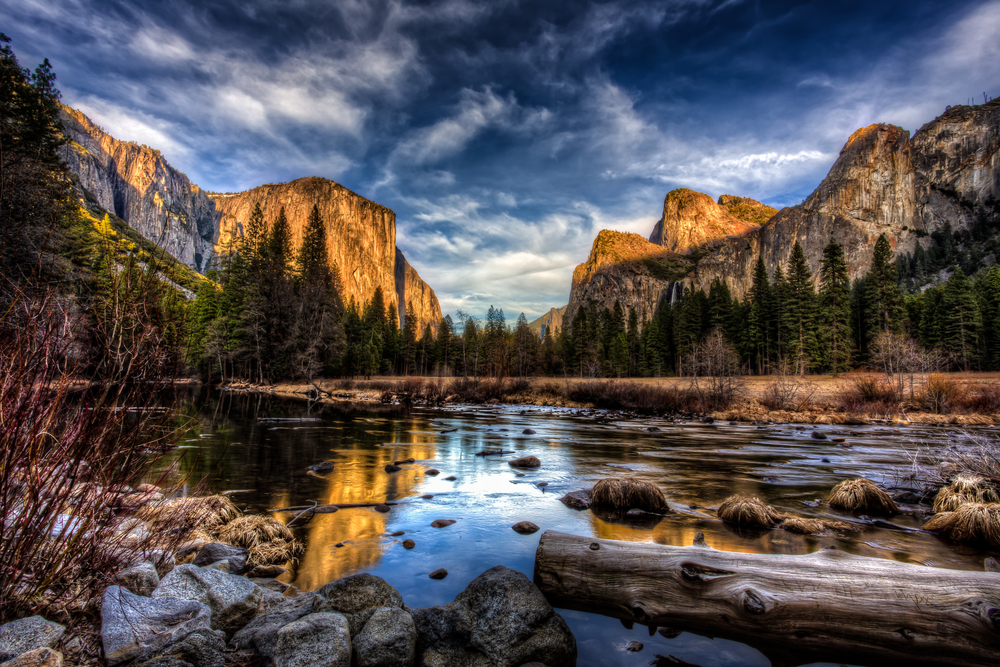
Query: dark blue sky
4,0,999,318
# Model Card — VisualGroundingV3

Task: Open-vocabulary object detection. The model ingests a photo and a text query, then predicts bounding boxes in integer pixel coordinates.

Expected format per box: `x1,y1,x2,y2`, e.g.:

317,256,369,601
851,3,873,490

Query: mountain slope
648,189,774,254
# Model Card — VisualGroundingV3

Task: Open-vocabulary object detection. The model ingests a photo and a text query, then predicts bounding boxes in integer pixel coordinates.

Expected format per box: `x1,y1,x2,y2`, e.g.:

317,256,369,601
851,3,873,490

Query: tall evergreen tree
863,234,905,348
978,265,1000,370
770,264,789,365
818,238,852,373
745,256,772,374
941,268,982,370
783,243,818,375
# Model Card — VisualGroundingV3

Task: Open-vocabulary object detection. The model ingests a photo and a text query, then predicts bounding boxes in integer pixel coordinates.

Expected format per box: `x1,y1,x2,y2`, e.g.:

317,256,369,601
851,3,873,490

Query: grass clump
591,478,669,513
828,478,898,515
717,494,784,528
216,515,304,565
136,495,242,534
923,503,1000,549
932,475,999,513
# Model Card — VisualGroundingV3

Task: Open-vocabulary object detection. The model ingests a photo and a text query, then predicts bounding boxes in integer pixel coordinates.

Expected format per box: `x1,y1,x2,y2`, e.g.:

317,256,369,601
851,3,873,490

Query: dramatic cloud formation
3,0,999,318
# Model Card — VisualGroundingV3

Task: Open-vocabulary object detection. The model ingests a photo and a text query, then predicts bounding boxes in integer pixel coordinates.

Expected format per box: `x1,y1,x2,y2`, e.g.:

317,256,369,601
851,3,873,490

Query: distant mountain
59,106,442,332
565,99,1000,315
528,306,567,337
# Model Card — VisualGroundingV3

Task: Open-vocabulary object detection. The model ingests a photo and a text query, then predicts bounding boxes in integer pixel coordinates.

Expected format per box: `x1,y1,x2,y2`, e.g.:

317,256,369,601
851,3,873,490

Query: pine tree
863,234,905,347
673,287,705,375
746,256,771,374
770,264,788,366
784,243,817,375
941,269,982,370
243,203,267,270
978,265,1000,370
818,238,852,373
626,307,640,376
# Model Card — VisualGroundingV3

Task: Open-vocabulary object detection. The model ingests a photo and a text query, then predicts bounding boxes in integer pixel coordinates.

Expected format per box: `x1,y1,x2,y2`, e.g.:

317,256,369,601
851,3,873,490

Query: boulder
352,607,416,667
384,465,401,473
307,461,334,474
131,629,226,667
116,562,160,596
410,566,576,667
229,594,318,661
558,490,592,510
250,578,292,594
428,569,448,580
511,522,540,535
508,456,541,469
522,429,536,435
0,648,62,667
101,586,213,666
153,564,263,633
313,574,404,637
0,617,65,662
193,543,249,575
145,550,177,577
202,561,230,573
430,520,455,528
248,565,288,578
273,613,350,667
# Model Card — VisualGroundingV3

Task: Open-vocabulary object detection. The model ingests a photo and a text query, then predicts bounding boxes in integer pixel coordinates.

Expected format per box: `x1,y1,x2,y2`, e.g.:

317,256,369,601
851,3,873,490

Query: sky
4,0,1000,320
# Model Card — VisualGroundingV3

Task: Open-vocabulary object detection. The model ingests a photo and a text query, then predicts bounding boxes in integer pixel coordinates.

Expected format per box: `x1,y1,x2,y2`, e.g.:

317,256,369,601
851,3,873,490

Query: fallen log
533,530,1000,667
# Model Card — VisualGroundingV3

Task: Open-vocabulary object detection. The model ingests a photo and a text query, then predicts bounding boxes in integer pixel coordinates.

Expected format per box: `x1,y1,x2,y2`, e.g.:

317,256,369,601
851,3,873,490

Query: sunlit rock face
565,230,686,326
693,101,1000,299
59,106,442,332
529,306,567,338
649,188,773,254
60,106,223,271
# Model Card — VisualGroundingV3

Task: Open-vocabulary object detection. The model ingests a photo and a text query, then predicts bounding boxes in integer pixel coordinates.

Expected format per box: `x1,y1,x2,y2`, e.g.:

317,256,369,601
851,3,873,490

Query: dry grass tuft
922,503,1000,549
717,494,784,528
779,516,857,534
827,478,898,515
248,538,305,566
136,495,242,535
215,515,294,549
591,478,669,513
932,475,1000,513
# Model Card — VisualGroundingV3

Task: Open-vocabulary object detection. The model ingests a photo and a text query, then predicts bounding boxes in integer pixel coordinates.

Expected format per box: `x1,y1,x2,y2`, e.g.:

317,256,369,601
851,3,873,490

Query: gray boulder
0,647,63,667
0,616,65,662
131,629,226,667
153,565,263,633
313,573,404,637
353,607,416,667
558,490,591,511
101,586,213,666
116,562,160,596
229,593,318,661
193,544,248,575
411,566,576,667
145,550,177,577
273,613,350,667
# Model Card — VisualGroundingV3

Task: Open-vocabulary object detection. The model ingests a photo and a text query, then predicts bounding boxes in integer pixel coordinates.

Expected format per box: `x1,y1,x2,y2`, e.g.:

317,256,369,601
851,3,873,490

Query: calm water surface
156,388,999,667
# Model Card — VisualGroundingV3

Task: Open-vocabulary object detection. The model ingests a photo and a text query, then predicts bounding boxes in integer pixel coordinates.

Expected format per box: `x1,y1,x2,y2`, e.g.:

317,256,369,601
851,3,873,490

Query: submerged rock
431,520,456,528
511,521,540,534
508,456,541,469
428,569,448,580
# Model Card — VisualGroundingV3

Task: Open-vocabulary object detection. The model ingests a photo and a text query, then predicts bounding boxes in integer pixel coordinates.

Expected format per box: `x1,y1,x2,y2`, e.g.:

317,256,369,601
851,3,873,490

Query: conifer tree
818,238,852,373
978,265,1000,370
746,256,771,374
784,243,818,375
770,264,789,365
863,234,905,347
941,269,982,370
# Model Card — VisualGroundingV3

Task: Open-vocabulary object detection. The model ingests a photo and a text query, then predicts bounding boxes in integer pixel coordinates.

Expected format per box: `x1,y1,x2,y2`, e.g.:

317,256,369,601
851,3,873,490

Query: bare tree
692,329,745,409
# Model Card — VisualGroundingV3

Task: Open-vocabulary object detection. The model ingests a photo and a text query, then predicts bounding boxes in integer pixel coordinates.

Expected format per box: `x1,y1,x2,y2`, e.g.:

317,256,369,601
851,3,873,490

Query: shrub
920,374,966,414
836,375,898,414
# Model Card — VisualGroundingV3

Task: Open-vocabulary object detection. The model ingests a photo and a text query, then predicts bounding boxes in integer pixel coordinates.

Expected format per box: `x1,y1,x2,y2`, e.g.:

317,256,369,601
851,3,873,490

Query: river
156,388,997,667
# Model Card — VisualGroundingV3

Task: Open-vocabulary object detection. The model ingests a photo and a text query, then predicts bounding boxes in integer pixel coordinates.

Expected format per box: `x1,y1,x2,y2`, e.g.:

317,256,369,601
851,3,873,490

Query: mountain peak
648,188,775,254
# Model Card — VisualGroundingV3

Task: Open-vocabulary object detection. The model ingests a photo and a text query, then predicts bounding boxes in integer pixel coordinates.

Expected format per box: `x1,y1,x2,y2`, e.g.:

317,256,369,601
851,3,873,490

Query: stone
522,429,536,434
259,588,288,610
508,456,541,469
202,561,230,573
0,617,65,663
101,586,213,666
153,564,263,633
811,431,827,440
444,476,457,481
428,569,448,580
313,574,405,637
390,531,405,537
394,458,415,465
307,461,334,474
558,489,592,510
411,566,576,667
273,612,350,667
431,520,455,528
421,495,434,499
132,629,226,667
250,578,291,594
402,540,416,549
229,593,318,660
384,464,401,473
248,565,288,578
116,562,160,596
511,522,540,535
0,648,62,667
352,607,416,667
625,641,643,652
373,504,391,513
192,543,249,575
425,469,440,476
646,427,661,433
537,482,548,487
145,550,176,577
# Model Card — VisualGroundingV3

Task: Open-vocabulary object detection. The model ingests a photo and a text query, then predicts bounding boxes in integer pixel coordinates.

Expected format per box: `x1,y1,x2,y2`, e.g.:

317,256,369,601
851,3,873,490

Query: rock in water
402,540,416,550
508,456,541,469
0,618,65,663
559,489,592,510
431,520,456,528
352,607,416,667
101,586,212,666
192,543,249,575
307,461,334,474
229,594,319,661
0,648,63,667
511,521,540,534
522,429,536,434
273,613,351,667
411,566,576,667
313,574,405,637
116,562,160,596
152,564,263,633
428,569,448,580
384,464,401,473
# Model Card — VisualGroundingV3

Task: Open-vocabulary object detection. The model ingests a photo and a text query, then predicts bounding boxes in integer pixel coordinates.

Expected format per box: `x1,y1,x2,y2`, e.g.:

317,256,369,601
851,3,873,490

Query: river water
157,388,998,667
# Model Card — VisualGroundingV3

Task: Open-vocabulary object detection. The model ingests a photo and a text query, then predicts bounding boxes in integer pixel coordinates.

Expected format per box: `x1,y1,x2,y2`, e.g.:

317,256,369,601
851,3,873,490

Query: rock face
152,564,263,633
60,106,442,333
101,586,214,666
528,306,567,338
60,107,222,272
649,188,773,254
565,230,688,326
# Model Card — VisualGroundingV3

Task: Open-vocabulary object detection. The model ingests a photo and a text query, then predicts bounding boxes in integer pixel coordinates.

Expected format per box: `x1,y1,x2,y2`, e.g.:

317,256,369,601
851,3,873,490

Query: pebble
428,569,448,579
402,540,416,549
511,521,540,534
390,531,405,537
421,494,434,499
394,458,416,464
373,504,391,513
384,464,401,473
425,469,440,475
431,519,456,528
444,476,457,481
625,641,643,652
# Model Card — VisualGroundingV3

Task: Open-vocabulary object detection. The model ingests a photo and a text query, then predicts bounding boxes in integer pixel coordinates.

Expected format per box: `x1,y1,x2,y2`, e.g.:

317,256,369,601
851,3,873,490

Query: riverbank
219,373,1000,425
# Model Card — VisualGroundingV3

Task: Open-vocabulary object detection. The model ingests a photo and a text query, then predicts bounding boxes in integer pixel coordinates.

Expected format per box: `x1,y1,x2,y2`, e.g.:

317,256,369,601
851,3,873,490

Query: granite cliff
648,189,775,254
567,99,1000,314
59,106,442,333
528,306,567,338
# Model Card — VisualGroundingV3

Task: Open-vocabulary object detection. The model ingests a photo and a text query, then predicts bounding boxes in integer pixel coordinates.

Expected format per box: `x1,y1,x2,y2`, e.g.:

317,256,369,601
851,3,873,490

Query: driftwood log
533,530,1000,667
